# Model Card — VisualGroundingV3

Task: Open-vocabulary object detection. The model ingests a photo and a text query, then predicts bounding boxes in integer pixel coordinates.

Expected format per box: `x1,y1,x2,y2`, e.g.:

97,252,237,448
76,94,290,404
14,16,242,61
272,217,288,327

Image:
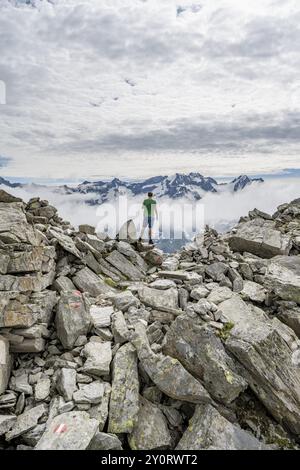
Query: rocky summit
0,189,300,450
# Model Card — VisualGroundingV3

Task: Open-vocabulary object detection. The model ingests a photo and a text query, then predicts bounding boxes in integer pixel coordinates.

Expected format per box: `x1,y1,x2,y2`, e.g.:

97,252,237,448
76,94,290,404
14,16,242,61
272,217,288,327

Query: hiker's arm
154,204,158,218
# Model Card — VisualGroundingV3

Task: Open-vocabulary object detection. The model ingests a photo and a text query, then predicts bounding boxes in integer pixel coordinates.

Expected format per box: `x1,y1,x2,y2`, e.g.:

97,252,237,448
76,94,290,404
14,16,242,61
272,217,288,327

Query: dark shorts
143,216,154,228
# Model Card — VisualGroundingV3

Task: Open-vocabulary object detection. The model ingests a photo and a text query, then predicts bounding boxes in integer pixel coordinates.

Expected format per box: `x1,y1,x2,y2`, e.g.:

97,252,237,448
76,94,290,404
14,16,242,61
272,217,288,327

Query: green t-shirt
143,198,157,217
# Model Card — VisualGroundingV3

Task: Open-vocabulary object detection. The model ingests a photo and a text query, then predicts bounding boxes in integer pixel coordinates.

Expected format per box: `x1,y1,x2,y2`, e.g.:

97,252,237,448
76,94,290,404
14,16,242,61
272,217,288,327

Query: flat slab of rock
106,250,144,281
133,323,211,404
48,227,82,258
56,291,91,349
6,404,47,441
35,411,98,450
228,218,292,258
129,397,171,450
73,267,112,296
264,256,300,303
176,404,269,450
108,343,139,434
138,285,179,312
73,381,104,404
163,315,247,404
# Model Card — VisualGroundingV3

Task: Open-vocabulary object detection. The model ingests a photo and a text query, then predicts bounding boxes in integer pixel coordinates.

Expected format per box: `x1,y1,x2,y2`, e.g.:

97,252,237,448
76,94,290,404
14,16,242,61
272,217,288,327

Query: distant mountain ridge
0,173,264,205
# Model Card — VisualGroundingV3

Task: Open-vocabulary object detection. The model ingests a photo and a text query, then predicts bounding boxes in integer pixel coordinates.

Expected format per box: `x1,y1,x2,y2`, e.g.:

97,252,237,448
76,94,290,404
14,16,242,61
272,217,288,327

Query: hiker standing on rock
139,192,158,245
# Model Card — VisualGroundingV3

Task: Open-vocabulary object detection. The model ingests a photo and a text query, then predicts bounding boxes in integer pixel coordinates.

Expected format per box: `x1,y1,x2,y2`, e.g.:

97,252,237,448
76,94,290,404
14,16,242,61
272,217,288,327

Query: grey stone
190,285,209,300
48,227,82,258
264,256,300,303
88,382,111,431
277,302,300,337
111,291,140,312
205,262,228,281
0,415,17,436
56,291,91,349
35,411,98,450
111,310,130,344
0,202,40,245
10,373,33,395
90,305,114,328
207,286,233,304
108,343,139,434
56,368,77,401
163,315,247,404
6,404,48,441
176,404,269,450
73,381,105,404
241,280,266,303
149,279,177,290
129,397,171,450
228,218,292,258
73,267,112,296
89,432,123,450
132,322,211,404
138,285,179,313
82,341,112,377
219,295,300,435
106,250,144,281
53,276,76,293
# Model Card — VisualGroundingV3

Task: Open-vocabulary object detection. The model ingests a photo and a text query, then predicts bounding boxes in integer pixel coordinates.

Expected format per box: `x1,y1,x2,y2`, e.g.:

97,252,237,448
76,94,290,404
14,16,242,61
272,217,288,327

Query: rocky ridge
0,189,300,450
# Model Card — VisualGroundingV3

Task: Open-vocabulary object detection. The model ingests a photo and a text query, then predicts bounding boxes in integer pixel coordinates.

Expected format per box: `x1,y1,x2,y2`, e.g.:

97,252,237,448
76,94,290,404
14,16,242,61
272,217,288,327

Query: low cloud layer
2,178,299,240
0,0,300,178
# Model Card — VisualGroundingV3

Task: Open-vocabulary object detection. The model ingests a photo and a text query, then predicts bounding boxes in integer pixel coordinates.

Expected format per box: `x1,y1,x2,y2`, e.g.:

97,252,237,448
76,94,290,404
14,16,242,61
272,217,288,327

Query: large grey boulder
0,335,11,394
56,291,91,349
35,411,98,450
129,397,171,450
228,218,292,258
218,295,300,435
132,323,211,404
73,267,112,296
264,256,300,303
163,314,247,404
108,343,139,434
176,404,269,450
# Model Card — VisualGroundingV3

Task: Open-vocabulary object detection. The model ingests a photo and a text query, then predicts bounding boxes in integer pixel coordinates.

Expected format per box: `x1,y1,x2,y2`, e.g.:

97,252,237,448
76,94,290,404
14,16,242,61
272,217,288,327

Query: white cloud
0,0,300,179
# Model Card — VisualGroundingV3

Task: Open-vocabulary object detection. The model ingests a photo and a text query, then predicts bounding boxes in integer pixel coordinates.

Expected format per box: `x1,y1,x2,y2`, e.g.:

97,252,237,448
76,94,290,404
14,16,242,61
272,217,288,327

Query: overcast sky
0,0,300,181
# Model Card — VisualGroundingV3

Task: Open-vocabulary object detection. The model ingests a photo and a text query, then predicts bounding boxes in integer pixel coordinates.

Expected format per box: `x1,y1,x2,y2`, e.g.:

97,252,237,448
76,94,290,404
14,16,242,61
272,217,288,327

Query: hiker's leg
148,217,153,242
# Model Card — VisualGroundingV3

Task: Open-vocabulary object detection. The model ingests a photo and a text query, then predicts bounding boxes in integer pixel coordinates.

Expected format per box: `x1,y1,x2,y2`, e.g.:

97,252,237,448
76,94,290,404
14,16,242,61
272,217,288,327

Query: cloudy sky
0,0,300,181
